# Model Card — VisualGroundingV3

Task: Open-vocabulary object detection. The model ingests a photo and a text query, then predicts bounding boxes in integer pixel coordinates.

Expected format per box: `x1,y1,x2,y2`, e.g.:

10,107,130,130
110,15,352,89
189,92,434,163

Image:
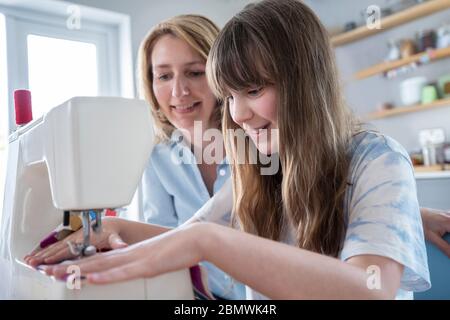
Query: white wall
60,0,253,80
306,0,450,152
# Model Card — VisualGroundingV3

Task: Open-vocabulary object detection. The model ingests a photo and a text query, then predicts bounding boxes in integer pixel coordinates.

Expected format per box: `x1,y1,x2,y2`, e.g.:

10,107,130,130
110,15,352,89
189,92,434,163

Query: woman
136,14,244,299
26,2,449,299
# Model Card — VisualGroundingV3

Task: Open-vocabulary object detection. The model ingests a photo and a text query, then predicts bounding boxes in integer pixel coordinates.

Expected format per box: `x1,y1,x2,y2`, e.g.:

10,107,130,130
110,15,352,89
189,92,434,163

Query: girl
27,1,448,299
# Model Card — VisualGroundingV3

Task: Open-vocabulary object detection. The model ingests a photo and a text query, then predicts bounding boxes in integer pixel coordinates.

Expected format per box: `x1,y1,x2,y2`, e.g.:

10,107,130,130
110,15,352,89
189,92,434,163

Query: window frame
0,11,7,142
0,1,134,134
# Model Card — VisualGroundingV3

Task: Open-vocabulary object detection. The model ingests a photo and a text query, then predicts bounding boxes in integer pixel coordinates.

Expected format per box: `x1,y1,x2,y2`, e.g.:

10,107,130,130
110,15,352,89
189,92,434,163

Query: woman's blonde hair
137,14,221,142
207,0,358,257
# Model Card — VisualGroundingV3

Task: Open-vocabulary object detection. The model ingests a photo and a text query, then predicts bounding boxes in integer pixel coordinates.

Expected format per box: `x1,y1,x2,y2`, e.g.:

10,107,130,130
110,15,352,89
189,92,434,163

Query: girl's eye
248,87,263,96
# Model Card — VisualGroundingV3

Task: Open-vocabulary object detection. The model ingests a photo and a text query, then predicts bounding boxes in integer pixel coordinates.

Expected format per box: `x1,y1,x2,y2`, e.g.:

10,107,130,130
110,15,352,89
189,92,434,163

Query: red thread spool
105,209,117,217
14,89,33,125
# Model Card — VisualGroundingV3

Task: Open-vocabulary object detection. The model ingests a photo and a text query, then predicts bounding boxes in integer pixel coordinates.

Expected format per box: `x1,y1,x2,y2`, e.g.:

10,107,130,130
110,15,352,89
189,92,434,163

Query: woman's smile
171,101,202,114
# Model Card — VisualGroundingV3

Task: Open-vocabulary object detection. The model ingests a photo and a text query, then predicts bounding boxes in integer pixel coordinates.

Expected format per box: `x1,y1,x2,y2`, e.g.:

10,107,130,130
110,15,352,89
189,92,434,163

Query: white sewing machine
0,96,194,299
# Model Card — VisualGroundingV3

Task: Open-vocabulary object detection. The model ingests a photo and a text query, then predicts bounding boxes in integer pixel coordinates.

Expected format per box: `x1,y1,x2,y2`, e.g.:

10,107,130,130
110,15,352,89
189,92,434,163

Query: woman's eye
248,87,263,96
189,71,205,77
157,74,170,81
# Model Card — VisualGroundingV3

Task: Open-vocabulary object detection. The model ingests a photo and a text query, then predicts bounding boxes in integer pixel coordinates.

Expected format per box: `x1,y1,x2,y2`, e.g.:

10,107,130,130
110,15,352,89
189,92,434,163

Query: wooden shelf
331,0,450,47
414,164,444,172
414,164,450,179
366,98,450,120
354,47,450,80
415,170,450,179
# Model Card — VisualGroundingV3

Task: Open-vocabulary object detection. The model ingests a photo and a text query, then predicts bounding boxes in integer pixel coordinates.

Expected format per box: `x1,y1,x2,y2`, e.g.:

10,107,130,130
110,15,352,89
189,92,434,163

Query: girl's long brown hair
207,0,357,257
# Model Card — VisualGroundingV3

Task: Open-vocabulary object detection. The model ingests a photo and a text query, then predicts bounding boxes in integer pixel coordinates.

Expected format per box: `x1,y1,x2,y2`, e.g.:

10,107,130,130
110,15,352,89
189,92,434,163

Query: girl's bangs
207,20,273,99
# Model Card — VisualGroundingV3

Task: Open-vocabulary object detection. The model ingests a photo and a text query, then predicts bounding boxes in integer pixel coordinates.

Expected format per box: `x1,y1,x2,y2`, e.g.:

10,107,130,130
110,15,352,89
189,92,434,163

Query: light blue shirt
141,134,246,299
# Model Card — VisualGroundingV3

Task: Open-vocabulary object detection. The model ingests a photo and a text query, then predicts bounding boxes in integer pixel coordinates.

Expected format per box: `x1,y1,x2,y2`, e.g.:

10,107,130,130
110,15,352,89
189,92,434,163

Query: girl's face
228,86,279,155
151,34,217,132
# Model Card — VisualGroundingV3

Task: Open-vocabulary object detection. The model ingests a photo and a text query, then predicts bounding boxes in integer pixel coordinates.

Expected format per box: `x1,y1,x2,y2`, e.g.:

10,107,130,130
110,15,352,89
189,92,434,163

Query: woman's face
151,34,217,132
228,86,278,155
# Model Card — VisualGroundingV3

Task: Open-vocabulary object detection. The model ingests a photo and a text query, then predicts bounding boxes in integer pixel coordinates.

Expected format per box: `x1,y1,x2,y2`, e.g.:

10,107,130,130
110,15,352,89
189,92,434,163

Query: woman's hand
43,223,205,285
24,217,128,267
420,207,450,258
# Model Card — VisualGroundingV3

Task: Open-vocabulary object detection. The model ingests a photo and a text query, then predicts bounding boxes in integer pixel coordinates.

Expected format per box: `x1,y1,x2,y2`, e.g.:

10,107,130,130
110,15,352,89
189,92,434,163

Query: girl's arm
25,177,232,266
45,222,403,299
24,217,171,267
201,223,403,299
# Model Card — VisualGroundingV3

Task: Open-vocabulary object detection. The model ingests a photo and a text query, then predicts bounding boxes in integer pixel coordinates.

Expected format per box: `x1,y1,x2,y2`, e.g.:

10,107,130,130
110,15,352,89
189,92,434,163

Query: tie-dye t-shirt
195,131,431,299
338,131,430,299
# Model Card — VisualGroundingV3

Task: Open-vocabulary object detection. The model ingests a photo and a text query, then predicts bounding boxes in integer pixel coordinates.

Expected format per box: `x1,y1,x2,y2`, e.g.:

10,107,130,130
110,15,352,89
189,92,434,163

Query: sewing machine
0,96,194,299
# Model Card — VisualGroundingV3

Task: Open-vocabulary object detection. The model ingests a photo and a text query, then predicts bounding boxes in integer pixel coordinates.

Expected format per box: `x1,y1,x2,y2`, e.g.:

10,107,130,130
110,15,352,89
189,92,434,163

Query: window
0,12,7,148
0,1,138,221
1,1,134,133
0,12,7,221
27,35,99,118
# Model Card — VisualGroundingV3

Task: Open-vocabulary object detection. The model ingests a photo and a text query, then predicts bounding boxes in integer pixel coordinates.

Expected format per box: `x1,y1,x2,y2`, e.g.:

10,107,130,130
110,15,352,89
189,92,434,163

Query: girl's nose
172,77,190,98
230,98,253,124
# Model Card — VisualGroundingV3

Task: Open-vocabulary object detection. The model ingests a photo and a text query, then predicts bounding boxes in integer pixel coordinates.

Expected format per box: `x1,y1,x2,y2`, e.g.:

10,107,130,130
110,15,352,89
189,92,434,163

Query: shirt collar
169,130,229,166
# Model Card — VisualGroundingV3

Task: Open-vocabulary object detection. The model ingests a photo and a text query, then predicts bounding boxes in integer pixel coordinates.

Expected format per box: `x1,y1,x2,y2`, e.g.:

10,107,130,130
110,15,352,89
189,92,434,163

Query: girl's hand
421,207,450,258
43,223,205,284
24,217,128,267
